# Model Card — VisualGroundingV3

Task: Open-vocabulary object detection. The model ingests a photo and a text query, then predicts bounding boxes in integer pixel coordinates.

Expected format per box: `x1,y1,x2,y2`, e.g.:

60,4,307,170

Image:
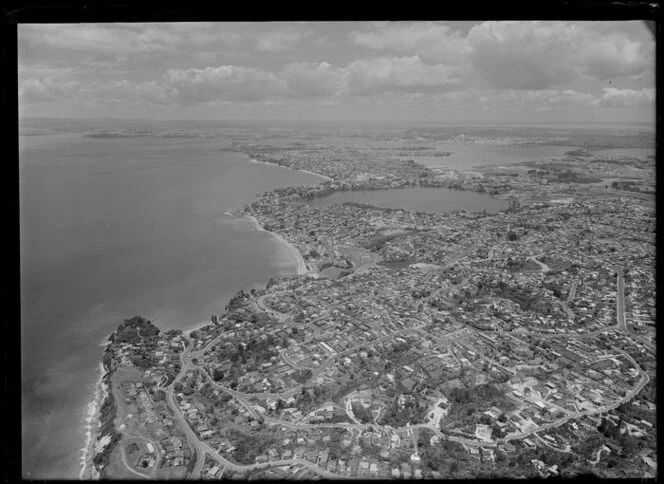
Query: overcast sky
18,21,655,123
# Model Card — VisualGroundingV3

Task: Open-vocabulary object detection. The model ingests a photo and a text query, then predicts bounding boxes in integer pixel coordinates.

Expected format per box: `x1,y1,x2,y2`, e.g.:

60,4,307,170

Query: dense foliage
113,316,160,344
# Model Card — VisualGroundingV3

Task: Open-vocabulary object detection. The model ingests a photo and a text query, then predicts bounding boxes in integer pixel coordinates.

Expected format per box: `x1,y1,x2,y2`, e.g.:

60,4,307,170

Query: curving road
158,260,653,478
119,446,151,479
588,445,610,465
533,432,572,454
167,356,358,479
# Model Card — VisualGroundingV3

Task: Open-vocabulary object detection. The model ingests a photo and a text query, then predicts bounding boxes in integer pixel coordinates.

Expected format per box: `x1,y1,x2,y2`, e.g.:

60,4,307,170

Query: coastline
79,360,108,480
243,214,309,276
183,319,215,337
249,157,333,182
83,151,318,479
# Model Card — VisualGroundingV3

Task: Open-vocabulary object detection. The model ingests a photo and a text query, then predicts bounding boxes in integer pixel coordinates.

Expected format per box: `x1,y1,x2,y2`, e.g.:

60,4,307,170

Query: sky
18,21,656,124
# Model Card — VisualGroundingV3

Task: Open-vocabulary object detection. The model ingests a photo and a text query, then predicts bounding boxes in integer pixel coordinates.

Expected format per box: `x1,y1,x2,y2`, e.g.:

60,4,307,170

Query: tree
417,431,431,449
620,434,637,457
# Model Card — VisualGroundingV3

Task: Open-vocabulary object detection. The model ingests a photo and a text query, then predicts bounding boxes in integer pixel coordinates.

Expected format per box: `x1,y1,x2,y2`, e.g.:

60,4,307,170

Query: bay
20,134,325,479
413,144,580,171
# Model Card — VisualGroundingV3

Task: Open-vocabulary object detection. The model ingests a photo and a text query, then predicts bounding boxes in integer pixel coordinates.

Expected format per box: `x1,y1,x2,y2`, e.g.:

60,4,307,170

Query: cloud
159,57,465,104
19,24,174,54
498,89,600,107
349,21,469,65
18,23,248,55
280,61,347,97
255,29,312,51
315,99,340,106
19,23,312,61
19,77,80,103
166,22,245,47
433,91,473,106
164,65,287,103
600,87,654,107
17,21,655,115
19,75,176,106
466,21,654,89
343,56,463,95
19,64,77,81
349,21,654,91
62,79,176,107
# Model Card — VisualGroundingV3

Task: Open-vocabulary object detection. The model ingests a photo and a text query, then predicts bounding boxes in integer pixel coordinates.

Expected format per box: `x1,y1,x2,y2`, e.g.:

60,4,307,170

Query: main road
616,268,655,353
166,356,356,479
504,267,654,353
166,363,206,478
161,262,652,477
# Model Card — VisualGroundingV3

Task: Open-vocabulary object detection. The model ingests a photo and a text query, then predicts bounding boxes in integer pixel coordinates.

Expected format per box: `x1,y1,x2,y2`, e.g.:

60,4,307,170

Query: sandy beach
270,230,309,276
295,168,333,182
183,319,215,337
244,215,308,276
249,158,333,182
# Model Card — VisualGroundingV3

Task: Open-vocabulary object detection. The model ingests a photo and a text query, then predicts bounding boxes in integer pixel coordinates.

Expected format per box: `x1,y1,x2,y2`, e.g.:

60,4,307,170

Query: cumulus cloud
159,57,464,104
19,77,80,103
17,21,655,116
344,56,463,95
164,65,287,103
600,87,655,107
280,61,347,97
466,21,654,89
349,21,469,65
349,21,653,91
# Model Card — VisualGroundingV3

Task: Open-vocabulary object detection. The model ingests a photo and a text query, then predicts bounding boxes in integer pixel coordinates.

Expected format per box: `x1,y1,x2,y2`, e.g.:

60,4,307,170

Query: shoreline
249,157,333,182
182,319,215,337
79,360,108,480
84,152,318,479
243,214,309,276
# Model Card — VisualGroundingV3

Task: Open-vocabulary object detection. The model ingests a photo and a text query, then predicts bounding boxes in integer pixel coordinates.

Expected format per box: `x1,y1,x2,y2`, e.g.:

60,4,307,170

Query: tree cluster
351,401,374,424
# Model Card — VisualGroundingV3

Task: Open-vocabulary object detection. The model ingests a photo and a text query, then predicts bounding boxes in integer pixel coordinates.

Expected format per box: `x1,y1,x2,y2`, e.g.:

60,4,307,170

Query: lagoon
304,187,508,214
409,143,579,171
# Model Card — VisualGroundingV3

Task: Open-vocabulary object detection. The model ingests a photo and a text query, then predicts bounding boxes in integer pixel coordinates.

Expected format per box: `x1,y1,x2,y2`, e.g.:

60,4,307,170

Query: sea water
20,133,325,479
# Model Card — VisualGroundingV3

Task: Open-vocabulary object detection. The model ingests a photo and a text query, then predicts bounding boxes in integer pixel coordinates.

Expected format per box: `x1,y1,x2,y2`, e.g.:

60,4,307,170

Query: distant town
93,141,655,479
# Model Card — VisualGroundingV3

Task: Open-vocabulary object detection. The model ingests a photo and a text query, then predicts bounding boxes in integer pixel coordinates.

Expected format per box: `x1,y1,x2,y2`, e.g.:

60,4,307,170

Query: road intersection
157,262,652,477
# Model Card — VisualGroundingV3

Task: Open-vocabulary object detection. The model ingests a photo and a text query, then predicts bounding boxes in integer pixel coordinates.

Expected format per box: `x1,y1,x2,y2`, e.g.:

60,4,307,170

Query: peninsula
90,142,656,480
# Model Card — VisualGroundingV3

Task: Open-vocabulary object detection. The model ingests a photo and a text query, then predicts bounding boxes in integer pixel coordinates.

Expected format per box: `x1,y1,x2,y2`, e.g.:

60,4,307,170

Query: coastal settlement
92,142,655,479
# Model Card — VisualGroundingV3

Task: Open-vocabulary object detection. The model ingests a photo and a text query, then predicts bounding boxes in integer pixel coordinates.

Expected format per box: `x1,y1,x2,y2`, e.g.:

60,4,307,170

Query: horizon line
18,116,656,126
